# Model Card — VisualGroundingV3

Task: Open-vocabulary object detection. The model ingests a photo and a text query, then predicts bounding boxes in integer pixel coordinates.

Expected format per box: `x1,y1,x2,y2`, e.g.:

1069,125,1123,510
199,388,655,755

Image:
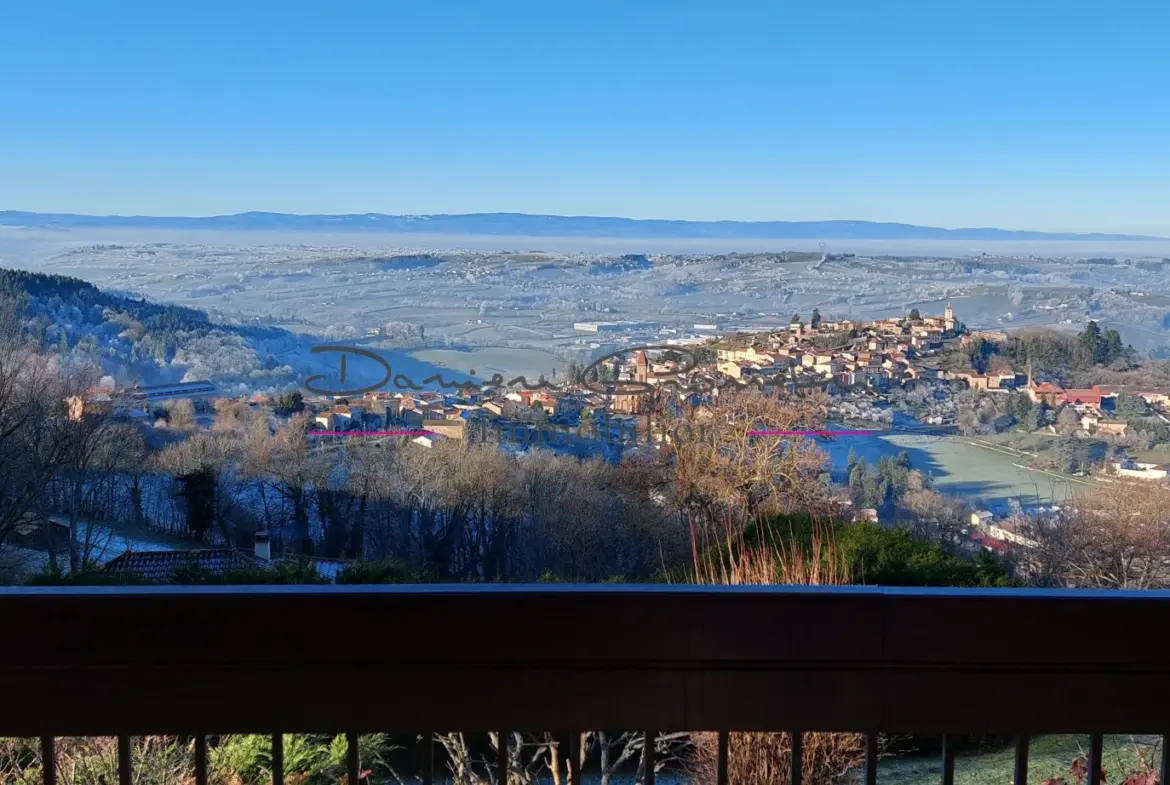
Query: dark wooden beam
2,585,1169,736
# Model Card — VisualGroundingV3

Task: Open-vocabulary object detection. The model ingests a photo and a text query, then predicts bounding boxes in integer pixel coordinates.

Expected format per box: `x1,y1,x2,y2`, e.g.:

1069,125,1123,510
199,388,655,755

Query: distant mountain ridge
0,210,1163,241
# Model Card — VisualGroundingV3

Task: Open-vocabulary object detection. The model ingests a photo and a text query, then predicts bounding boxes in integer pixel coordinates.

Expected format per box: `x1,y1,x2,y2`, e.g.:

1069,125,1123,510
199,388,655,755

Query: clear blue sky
2,0,1167,234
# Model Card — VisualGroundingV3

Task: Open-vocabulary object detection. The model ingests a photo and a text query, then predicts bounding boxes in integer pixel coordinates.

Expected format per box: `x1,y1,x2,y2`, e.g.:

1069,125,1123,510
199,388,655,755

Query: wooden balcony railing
3,584,1170,784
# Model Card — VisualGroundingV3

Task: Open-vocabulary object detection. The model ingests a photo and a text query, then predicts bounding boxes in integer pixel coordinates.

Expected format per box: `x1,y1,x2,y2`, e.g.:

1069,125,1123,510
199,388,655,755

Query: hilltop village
73,301,1170,467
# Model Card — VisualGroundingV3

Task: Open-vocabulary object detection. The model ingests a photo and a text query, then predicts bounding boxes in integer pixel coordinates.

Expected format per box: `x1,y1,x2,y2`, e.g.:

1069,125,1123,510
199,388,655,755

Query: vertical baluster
272,734,284,785
643,730,656,785
568,732,582,785
941,735,956,785
40,736,56,785
866,733,879,785
118,735,132,785
421,732,434,785
791,731,804,785
498,732,510,785
1087,734,1104,785
347,732,360,785
717,731,730,785
1160,734,1169,785
194,735,208,785
1014,735,1030,785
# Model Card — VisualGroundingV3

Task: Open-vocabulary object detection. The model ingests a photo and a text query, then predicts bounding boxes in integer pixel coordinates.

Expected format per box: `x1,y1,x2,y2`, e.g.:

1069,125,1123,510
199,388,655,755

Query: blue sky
1,0,1167,234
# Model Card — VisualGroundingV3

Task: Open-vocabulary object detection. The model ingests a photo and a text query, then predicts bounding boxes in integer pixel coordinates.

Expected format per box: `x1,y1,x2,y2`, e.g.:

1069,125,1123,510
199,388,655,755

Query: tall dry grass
687,512,869,785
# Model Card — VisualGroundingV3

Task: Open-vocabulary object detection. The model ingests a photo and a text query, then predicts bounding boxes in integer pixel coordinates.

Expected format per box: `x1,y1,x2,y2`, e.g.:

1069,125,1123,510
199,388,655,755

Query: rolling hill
0,210,1162,241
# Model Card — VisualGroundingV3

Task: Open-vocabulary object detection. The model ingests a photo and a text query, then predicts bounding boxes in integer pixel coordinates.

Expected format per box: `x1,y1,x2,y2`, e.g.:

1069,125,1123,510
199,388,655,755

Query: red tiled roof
1062,391,1105,407
969,533,1011,554
103,550,264,583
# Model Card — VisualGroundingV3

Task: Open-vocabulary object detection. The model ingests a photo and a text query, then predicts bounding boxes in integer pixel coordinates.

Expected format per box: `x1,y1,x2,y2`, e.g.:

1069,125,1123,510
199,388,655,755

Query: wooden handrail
2,584,1169,735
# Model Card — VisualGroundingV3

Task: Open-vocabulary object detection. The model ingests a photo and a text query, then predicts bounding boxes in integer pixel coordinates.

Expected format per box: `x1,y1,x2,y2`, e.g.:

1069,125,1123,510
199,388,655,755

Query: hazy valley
3,227,1170,392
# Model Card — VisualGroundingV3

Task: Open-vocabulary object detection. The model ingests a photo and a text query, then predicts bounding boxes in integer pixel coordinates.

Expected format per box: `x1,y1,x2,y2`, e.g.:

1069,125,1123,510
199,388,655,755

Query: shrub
688,515,868,784
335,559,413,584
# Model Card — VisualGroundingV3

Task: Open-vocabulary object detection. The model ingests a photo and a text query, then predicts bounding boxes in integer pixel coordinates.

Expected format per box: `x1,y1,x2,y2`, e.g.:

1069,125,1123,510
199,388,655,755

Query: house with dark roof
2,513,70,554
102,549,265,583
102,533,349,583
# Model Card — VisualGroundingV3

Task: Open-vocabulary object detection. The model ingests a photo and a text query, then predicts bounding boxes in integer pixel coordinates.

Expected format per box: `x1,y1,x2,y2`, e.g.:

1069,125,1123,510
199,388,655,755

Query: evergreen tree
1056,432,1086,473
1079,320,1115,364
578,407,595,437
1080,320,1102,350
1021,402,1042,432
810,308,822,329
273,390,304,415
861,473,880,509
909,308,922,321
849,457,868,498
1103,329,1125,364
176,467,216,543
1114,393,1147,419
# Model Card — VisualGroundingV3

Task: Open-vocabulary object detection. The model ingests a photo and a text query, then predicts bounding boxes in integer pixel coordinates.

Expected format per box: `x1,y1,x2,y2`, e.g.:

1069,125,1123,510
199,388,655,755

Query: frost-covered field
3,228,1170,379
822,432,1084,512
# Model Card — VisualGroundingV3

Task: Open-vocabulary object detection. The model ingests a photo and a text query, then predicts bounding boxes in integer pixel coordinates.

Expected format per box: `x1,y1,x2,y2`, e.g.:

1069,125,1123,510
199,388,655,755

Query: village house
313,411,340,431
839,368,869,387
1061,385,1113,410
102,533,347,583
1139,389,1170,406
1096,386,1170,407
1094,419,1128,437
612,390,650,415
969,509,996,530
1,513,70,554
981,519,1039,549
1026,381,1066,407
951,371,1016,391
400,408,425,429
424,419,468,440
717,360,744,379
65,387,116,422
953,371,992,391
332,404,357,426
1111,460,1170,481
546,393,587,416
813,357,842,375
969,532,1013,556
801,352,834,368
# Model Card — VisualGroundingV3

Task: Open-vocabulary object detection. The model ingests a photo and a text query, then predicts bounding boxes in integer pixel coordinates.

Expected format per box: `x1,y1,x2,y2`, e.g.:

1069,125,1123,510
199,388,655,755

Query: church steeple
634,350,649,383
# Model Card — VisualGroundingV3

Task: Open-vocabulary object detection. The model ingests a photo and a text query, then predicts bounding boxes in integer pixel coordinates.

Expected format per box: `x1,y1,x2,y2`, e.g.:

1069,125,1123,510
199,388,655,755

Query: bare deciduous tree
1021,483,1170,589
166,398,197,430
663,390,833,543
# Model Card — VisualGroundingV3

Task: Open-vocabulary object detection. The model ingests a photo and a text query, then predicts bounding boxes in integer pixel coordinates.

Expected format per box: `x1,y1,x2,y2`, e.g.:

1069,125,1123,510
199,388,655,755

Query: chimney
254,531,271,562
